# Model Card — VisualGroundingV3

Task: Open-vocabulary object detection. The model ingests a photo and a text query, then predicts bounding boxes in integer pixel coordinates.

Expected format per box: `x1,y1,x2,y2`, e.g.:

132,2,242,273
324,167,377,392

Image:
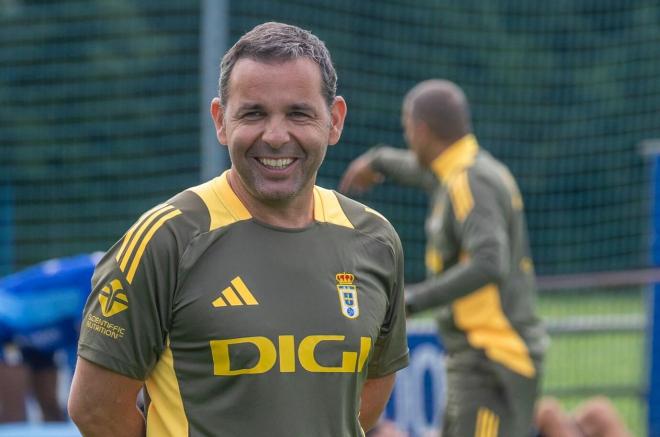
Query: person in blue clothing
0,252,101,422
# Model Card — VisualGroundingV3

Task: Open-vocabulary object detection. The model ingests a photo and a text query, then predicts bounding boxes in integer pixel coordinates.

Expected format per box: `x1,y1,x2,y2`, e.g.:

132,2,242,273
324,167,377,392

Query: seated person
535,396,633,437
0,253,101,422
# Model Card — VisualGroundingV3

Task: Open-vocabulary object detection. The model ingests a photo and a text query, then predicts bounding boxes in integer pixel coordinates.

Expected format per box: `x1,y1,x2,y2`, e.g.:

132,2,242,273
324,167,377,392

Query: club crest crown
336,273,355,285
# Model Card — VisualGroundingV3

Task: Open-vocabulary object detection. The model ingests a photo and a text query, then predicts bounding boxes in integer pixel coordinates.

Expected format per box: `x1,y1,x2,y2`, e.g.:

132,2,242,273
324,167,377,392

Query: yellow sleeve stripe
125,209,182,284
116,204,170,266
449,171,474,222
475,408,499,437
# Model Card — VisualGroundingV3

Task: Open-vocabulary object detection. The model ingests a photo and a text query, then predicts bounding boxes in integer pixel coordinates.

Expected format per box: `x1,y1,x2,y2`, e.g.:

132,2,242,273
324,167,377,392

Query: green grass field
538,289,646,436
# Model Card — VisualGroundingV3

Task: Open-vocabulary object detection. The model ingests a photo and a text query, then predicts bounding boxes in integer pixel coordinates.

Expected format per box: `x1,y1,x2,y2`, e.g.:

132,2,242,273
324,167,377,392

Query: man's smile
256,157,296,170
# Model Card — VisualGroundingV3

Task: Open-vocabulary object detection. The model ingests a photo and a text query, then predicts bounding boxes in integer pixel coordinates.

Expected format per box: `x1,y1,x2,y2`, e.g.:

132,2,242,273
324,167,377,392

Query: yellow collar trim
429,134,479,183
193,171,354,230
313,186,354,229
189,171,251,231
215,171,252,221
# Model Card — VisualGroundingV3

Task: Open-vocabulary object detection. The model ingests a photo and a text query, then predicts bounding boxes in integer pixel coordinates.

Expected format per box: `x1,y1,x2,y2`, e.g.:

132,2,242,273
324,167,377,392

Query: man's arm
340,146,435,194
68,357,145,437
405,234,507,312
406,172,510,312
359,373,396,432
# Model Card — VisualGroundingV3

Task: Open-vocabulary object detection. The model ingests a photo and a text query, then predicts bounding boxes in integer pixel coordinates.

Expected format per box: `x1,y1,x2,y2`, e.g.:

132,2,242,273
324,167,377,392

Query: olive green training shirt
77,171,409,437
369,134,547,378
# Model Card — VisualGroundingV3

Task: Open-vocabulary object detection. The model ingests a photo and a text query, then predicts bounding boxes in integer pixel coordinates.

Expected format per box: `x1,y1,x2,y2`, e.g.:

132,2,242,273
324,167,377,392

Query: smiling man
68,22,409,437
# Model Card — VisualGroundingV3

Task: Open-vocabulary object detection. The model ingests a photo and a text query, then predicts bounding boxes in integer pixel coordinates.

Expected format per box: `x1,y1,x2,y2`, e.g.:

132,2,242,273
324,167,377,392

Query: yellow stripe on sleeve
119,205,174,271
116,204,169,265
125,209,181,284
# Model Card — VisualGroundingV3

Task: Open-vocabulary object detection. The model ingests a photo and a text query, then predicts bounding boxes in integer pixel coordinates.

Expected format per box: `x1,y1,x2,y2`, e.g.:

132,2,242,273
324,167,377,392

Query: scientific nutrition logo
98,279,129,317
336,272,359,319
87,278,128,340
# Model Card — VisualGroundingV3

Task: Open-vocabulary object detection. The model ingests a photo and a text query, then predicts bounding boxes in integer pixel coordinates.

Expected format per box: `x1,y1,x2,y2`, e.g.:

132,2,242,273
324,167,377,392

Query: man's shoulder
156,175,249,236
322,187,401,249
146,186,213,237
470,151,523,195
117,183,216,260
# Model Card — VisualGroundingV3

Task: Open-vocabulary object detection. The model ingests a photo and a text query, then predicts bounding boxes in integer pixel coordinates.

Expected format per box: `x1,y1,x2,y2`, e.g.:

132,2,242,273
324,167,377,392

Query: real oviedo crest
336,272,359,319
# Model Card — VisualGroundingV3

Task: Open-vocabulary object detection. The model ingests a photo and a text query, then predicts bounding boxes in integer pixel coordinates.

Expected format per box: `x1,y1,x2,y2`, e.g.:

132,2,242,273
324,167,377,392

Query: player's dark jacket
78,171,409,437
369,134,547,377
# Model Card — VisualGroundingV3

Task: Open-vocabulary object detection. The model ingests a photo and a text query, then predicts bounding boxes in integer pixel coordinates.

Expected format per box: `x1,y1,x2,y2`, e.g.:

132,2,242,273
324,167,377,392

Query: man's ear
328,96,347,146
210,97,227,145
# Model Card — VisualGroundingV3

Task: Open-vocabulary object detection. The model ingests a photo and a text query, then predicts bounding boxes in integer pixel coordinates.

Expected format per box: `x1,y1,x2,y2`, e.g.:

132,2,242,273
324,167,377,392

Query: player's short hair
404,79,472,144
219,22,337,107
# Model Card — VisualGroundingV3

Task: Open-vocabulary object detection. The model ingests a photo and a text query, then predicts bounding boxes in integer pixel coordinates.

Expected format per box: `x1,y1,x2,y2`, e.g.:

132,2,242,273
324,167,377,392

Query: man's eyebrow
236,103,264,111
289,103,316,112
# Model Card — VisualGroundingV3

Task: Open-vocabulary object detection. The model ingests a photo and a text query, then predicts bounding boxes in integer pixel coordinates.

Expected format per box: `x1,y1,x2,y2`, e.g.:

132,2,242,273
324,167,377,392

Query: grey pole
200,0,230,182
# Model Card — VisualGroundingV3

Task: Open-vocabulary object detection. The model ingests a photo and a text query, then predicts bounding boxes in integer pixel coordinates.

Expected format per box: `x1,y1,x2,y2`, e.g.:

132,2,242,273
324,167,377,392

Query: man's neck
227,171,315,229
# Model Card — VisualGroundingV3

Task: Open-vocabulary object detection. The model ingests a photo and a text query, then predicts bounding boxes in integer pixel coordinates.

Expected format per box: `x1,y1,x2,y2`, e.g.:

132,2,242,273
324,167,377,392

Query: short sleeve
366,227,409,378
77,204,182,380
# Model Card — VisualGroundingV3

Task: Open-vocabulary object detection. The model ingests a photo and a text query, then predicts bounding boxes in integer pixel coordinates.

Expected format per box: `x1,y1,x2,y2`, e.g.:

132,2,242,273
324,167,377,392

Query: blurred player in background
0,252,100,422
340,79,548,436
535,396,633,437
68,21,409,437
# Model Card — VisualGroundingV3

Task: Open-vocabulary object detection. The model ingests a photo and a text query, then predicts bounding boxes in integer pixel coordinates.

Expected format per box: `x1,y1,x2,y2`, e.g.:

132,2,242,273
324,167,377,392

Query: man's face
402,108,429,167
212,58,346,204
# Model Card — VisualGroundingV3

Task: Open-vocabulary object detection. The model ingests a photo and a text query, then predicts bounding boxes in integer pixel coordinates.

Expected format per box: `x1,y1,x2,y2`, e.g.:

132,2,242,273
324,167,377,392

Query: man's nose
262,118,291,148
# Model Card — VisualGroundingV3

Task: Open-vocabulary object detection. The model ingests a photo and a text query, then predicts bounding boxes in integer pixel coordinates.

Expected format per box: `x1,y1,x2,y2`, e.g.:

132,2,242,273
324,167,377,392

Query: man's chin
253,185,301,203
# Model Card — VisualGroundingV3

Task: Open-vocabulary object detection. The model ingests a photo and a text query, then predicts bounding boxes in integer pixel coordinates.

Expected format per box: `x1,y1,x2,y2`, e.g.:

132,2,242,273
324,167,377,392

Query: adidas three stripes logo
213,277,259,307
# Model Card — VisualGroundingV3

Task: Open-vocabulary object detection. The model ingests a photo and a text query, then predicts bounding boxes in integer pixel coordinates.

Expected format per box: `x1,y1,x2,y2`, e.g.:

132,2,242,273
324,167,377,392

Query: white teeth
258,158,294,169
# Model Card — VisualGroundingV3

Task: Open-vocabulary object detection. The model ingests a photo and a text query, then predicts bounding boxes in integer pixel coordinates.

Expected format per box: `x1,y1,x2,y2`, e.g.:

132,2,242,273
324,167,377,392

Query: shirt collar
429,134,479,183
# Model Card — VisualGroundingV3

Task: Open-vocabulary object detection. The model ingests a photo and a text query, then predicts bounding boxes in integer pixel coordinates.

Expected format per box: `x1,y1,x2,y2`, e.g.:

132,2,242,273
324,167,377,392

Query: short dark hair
405,79,472,143
219,22,337,107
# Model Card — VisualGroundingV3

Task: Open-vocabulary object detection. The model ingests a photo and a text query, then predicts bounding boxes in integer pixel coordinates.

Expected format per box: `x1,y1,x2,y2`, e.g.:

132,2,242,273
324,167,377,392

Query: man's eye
243,111,264,119
290,111,310,119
